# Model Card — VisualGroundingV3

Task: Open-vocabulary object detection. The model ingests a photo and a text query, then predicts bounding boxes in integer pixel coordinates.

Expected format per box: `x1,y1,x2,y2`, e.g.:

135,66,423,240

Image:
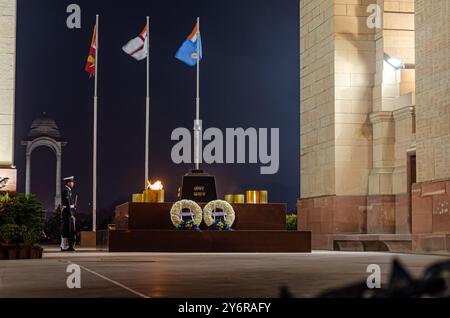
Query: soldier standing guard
61,176,77,252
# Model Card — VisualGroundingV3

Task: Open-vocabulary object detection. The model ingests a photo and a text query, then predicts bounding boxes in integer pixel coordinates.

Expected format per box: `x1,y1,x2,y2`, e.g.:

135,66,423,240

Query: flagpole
93,14,99,232
145,16,150,187
194,17,201,171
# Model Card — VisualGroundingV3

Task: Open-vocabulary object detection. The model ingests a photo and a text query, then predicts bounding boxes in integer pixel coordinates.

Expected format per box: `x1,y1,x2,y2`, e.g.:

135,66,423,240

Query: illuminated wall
0,0,16,168
415,0,450,182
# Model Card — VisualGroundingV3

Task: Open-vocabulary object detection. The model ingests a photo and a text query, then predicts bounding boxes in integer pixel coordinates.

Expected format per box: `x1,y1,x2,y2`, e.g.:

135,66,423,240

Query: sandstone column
25,153,31,195
0,0,17,193
298,0,418,249
298,0,377,249
412,0,450,252
55,152,62,209
0,0,16,168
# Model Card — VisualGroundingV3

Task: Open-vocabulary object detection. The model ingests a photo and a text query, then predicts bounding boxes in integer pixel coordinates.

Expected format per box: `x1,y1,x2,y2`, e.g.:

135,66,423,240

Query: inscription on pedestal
181,170,217,203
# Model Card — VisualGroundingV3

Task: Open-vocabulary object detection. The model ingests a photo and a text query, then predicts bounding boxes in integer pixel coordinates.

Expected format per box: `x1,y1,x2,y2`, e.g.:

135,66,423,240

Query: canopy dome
25,113,64,141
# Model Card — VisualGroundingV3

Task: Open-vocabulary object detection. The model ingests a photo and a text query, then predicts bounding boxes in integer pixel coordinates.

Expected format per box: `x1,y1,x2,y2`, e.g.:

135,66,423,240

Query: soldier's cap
63,176,75,182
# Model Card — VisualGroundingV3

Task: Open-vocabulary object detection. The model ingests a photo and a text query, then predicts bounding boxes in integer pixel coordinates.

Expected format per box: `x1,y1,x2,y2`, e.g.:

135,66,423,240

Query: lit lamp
143,180,165,203
384,54,405,70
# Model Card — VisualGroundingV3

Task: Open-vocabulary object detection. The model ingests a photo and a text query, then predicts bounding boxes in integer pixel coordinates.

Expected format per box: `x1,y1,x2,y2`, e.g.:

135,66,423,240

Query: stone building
0,0,16,191
298,0,450,253
2,0,450,253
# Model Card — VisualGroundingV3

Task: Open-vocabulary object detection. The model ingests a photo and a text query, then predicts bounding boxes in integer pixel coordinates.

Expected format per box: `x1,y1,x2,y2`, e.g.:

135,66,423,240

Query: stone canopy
24,114,65,142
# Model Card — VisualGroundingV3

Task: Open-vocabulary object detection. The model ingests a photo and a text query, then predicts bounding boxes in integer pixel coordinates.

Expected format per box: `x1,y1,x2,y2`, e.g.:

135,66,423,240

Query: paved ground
0,247,449,298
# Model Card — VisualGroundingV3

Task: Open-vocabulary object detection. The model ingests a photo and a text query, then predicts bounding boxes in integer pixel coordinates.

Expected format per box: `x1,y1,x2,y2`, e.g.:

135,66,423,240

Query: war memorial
1,0,450,305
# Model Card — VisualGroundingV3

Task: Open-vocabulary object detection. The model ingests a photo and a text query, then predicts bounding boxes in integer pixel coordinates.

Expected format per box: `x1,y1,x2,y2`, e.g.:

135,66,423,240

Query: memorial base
109,230,311,253
109,202,312,253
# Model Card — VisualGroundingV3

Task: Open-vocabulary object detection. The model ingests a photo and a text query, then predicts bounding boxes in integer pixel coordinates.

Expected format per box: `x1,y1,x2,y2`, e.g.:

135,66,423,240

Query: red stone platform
109,230,311,252
115,202,289,230
108,202,311,253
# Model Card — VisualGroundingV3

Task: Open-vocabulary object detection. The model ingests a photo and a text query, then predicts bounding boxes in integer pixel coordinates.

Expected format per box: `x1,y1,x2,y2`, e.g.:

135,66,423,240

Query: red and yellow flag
85,25,97,78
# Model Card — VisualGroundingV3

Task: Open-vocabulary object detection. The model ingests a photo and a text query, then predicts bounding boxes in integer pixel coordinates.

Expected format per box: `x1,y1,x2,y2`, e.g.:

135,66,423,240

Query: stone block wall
301,0,377,199
299,0,419,248
301,0,416,200
415,0,450,183
409,0,450,252
300,0,335,198
0,0,16,167
334,0,376,196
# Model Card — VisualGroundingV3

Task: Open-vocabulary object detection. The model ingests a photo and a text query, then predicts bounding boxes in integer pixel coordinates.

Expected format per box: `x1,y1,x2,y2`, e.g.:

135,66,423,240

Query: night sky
14,0,300,222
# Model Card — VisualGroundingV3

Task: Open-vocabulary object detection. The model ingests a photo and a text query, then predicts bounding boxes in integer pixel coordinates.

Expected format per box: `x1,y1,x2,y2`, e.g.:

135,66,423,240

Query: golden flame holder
131,193,143,203
233,194,245,204
246,190,268,204
224,194,246,204
224,194,234,204
259,191,268,204
246,190,260,204
143,189,165,203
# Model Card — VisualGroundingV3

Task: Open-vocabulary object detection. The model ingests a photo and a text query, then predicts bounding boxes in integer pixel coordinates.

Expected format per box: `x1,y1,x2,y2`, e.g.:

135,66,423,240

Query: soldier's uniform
61,176,76,251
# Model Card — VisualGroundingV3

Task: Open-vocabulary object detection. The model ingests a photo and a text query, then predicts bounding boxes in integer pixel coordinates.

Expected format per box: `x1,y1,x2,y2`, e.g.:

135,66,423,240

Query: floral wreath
203,200,235,230
170,200,203,230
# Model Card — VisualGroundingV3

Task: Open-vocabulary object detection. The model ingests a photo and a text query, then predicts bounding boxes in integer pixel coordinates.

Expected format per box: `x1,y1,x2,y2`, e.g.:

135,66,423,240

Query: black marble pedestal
180,170,217,202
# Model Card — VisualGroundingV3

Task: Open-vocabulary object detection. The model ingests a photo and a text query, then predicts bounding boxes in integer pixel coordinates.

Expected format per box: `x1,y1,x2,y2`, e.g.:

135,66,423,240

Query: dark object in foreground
279,286,295,298
318,259,450,298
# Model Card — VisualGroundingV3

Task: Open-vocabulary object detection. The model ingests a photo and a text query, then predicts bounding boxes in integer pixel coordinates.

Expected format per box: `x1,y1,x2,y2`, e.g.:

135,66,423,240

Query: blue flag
175,21,202,66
